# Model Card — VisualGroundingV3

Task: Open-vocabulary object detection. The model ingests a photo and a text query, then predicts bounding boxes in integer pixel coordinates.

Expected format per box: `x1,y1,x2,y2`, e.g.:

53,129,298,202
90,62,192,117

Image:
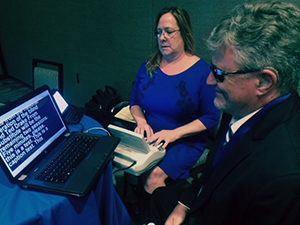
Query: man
148,1,300,224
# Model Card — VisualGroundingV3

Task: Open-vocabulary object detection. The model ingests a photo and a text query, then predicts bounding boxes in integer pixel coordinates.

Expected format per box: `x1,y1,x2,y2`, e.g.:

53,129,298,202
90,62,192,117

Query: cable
113,161,136,174
78,123,84,132
84,127,111,136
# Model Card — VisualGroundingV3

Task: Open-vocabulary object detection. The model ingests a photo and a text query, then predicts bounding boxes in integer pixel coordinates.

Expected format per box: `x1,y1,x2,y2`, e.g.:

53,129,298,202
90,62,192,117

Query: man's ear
256,67,278,95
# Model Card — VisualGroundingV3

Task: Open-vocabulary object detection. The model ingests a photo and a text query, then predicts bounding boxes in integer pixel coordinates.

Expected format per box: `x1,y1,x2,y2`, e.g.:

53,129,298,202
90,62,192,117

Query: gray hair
207,1,300,94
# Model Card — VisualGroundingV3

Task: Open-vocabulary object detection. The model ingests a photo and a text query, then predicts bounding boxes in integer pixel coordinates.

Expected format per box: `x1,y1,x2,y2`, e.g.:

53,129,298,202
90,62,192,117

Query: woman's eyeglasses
210,64,261,83
155,29,180,38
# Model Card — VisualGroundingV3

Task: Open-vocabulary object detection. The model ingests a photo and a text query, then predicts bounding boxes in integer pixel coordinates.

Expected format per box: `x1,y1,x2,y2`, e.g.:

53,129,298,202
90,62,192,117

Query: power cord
113,161,136,174
78,123,84,132
84,127,111,136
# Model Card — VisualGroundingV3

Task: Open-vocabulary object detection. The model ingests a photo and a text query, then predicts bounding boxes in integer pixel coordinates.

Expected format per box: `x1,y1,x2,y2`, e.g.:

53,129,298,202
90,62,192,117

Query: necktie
212,126,233,171
225,126,233,144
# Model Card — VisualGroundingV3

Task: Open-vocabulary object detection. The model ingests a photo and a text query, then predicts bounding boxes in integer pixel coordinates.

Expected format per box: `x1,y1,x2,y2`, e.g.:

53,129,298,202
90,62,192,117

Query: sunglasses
210,64,261,82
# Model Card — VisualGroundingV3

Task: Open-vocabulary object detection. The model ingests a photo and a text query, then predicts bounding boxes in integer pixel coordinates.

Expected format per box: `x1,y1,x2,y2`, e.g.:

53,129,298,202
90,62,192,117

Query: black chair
0,44,8,79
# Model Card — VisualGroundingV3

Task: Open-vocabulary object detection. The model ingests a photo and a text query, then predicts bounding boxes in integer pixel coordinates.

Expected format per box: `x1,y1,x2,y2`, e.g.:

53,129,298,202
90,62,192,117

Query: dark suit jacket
179,91,300,225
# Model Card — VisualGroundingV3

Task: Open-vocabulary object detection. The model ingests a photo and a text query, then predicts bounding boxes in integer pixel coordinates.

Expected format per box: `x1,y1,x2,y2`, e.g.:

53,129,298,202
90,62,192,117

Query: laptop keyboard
35,135,99,184
65,107,86,123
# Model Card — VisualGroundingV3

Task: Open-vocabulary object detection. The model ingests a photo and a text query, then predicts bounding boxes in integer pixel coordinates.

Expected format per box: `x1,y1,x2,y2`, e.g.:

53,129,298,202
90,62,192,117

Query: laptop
52,90,86,124
0,85,120,196
108,124,166,176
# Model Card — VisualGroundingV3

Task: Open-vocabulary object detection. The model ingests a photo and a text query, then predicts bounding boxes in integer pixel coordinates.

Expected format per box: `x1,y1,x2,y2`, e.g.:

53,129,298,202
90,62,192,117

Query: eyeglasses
210,64,261,83
155,28,180,38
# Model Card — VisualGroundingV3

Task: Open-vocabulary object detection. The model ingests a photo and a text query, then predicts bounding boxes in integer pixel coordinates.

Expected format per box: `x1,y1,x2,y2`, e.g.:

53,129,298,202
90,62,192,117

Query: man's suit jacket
180,91,300,225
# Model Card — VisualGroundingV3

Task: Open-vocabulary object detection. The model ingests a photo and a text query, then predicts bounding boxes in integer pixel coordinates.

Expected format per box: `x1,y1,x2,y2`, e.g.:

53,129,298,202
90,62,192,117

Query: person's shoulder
139,61,147,68
136,61,148,73
190,55,200,61
195,57,210,68
189,58,211,75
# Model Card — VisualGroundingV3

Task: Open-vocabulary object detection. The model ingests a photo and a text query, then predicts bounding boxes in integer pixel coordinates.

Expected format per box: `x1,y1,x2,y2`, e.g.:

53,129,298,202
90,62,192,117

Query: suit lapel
190,133,253,211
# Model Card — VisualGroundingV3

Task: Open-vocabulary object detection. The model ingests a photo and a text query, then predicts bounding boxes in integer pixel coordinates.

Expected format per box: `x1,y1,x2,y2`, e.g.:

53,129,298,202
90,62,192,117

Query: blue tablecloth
0,116,134,225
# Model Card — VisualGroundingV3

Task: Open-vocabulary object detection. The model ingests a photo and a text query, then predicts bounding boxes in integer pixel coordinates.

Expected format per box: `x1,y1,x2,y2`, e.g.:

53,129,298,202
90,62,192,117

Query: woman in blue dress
130,7,220,194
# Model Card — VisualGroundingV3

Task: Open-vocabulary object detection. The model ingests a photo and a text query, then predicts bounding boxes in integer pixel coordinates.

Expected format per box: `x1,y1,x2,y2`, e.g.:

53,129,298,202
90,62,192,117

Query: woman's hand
147,119,208,149
134,123,154,139
147,129,180,149
131,105,154,138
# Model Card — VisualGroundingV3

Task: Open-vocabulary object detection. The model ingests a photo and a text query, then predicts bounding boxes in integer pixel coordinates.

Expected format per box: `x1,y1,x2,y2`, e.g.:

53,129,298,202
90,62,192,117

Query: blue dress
130,59,220,179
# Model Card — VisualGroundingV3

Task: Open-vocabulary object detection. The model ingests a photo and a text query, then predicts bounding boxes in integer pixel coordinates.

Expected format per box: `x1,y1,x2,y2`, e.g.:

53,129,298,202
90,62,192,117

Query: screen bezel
0,85,67,183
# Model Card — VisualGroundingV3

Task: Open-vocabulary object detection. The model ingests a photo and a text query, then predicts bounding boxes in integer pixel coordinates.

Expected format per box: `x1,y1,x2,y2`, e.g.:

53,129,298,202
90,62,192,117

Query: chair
32,59,63,94
0,44,8,79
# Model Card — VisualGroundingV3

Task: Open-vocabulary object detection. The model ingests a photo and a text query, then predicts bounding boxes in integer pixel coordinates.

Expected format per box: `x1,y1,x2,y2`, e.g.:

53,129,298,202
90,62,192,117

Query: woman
130,7,220,194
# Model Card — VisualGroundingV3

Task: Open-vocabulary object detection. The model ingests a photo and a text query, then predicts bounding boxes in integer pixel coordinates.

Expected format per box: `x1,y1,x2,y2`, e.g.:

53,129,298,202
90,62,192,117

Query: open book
114,105,136,123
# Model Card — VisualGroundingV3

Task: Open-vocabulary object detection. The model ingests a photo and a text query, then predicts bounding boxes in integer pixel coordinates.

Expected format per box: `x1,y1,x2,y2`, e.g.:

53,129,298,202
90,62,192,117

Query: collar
230,108,262,135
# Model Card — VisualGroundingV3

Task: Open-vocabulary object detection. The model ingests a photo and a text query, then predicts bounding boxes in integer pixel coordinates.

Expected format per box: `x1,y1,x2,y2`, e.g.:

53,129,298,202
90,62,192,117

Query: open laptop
52,90,86,124
108,124,166,176
0,85,120,196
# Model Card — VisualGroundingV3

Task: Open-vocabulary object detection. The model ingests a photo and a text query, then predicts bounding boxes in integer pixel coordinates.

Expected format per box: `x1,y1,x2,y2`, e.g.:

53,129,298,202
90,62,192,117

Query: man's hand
165,204,188,225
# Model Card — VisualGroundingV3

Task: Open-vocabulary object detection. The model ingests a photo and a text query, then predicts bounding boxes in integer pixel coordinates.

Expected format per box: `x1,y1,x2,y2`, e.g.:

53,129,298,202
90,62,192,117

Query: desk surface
0,115,134,225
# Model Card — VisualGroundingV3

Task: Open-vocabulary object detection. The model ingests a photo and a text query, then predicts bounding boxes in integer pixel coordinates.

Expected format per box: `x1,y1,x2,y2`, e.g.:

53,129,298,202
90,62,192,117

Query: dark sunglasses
210,64,261,82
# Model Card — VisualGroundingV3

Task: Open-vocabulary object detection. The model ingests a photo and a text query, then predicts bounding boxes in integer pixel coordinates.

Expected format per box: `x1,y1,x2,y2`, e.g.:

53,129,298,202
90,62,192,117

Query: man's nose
206,72,217,85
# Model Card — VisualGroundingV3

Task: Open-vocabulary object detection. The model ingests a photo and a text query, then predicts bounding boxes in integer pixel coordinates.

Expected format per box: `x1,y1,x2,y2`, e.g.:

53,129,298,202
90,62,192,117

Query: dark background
0,0,299,106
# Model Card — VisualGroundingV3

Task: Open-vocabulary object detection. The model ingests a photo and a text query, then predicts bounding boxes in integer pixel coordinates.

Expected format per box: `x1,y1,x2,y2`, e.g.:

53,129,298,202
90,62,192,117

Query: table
0,115,134,225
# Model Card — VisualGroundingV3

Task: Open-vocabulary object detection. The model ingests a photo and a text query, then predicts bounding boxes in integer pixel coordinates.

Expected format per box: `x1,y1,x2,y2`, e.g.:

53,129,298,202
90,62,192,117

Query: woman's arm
147,119,207,149
174,119,207,138
130,105,154,138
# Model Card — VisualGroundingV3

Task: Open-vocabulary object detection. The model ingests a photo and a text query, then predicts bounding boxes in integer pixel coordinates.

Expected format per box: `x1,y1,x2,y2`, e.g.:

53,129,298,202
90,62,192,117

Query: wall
0,0,152,106
0,0,299,106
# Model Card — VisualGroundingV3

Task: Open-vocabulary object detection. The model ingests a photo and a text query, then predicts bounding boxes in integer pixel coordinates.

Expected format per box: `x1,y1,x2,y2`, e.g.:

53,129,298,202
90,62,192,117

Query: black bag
85,85,122,128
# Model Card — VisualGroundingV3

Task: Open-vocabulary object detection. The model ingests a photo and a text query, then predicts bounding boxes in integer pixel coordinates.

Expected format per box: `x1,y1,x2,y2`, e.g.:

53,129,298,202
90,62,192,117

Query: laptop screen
0,88,67,178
